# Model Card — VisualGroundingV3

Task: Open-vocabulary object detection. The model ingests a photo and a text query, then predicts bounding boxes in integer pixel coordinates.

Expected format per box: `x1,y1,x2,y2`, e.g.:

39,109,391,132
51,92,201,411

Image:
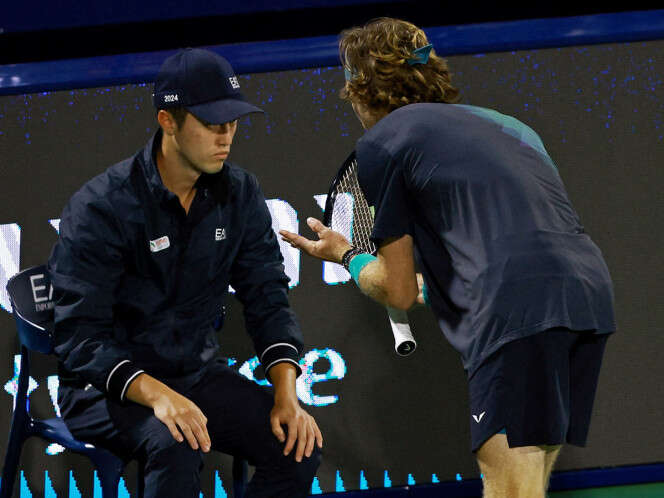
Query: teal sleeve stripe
349,253,377,285
422,281,429,305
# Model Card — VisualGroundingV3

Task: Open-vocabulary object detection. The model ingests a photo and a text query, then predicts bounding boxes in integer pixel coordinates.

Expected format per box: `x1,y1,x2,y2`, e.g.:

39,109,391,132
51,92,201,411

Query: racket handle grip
386,306,417,356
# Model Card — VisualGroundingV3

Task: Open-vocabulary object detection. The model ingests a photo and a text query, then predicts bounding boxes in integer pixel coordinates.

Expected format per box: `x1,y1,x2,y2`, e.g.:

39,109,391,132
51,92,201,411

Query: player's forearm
357,257,416,310
356,259,391,306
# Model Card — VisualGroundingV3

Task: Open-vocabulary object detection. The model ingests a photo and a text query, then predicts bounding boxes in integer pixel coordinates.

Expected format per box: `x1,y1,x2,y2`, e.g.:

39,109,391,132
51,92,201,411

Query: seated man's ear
157,109,179,136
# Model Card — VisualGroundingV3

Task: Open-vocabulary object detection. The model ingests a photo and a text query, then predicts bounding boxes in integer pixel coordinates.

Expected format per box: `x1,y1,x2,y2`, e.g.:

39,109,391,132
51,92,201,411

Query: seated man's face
174,112,238,175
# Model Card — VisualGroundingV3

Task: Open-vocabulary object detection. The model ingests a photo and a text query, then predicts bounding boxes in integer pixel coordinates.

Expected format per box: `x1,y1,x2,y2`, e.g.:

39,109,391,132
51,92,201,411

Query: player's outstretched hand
280,217,352,264
270,397,323,463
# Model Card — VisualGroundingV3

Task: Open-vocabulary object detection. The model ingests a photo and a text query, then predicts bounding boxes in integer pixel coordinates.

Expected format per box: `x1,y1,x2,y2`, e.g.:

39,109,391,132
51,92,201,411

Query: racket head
323,150,377,255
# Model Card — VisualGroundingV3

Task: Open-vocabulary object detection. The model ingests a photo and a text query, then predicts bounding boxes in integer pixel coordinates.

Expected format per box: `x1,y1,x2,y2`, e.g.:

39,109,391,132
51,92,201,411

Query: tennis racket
323,150,417,356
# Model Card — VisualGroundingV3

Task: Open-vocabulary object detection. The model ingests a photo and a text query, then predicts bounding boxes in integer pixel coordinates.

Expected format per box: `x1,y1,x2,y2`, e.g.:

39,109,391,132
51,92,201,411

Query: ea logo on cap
229,76,240,89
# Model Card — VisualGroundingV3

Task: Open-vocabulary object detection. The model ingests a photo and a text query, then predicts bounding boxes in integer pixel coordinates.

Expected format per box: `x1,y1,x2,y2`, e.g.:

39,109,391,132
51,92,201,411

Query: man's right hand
125,373,211,453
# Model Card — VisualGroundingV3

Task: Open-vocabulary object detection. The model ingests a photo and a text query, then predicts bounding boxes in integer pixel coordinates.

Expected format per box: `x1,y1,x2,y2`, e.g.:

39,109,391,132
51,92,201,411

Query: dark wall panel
0,39,662,496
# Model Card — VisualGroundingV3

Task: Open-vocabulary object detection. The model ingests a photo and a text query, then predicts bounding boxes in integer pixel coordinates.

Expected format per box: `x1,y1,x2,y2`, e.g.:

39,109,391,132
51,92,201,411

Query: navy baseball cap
153,48,263,124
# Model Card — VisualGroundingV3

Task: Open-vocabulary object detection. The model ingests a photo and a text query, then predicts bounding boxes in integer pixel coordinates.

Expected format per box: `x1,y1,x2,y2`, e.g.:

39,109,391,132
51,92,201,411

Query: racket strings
330,160,377,255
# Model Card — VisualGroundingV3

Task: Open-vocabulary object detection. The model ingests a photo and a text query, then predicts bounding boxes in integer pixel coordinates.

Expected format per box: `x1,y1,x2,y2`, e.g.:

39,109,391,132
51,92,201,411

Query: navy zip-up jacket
48,131,302,402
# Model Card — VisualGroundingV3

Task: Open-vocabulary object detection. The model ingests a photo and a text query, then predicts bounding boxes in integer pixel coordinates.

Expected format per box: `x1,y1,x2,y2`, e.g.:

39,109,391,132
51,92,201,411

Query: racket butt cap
396,340,417,356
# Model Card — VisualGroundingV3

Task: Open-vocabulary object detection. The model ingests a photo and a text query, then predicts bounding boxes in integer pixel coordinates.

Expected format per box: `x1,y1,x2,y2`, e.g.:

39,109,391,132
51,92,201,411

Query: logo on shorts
472,411,486,423
229,76,240,89
215,228,226,241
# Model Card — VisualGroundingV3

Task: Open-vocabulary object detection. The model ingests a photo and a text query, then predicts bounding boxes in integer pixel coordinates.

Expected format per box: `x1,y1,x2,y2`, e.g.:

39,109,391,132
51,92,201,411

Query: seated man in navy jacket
49,48,322,498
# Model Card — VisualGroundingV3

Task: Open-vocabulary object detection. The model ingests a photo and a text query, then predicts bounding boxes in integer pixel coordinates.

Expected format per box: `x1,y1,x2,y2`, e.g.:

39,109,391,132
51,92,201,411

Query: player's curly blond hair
339,18,460,112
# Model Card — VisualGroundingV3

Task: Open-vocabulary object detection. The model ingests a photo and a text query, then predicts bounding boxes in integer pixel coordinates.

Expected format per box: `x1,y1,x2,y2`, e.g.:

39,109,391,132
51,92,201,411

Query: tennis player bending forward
281,18,615,498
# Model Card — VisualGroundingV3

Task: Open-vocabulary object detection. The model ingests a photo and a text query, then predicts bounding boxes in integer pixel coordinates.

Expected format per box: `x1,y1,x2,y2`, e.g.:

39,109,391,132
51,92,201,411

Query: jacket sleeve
229,175,303,378
48,191,144,402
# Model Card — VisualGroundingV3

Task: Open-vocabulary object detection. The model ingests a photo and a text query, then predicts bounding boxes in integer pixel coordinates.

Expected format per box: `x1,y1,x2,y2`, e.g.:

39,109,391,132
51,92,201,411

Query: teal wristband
348,253,377,285
422,281,430,305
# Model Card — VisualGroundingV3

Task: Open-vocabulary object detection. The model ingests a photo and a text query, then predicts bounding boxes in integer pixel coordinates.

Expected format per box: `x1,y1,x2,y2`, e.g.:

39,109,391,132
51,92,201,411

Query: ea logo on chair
6,266,55,350
28,271,54,312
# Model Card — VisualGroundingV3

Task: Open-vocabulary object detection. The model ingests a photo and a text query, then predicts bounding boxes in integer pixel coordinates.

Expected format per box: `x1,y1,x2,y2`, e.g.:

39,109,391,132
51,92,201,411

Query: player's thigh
543,444,562,483
477,433,547,473
500,328,579,447
467,330,572,452
477,433,556,496
567,333,609,445
188,359,285,464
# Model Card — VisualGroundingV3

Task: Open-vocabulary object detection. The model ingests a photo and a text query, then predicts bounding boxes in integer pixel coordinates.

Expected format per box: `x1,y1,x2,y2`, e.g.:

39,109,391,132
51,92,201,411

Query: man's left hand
270,397,323,462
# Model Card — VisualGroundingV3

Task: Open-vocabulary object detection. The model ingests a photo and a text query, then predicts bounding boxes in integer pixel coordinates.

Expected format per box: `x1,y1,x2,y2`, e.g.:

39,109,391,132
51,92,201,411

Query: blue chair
1,264,142,498
1,264,248,497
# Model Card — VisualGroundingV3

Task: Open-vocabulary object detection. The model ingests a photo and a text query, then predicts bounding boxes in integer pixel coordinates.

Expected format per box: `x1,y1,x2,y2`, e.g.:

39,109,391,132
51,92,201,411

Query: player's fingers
304,422,315,458
278,229,297,242
165,420,184,443
279,230,299,245
176,419,199,451
191,418,211,453
306,217,327,234
314,420,324,448
271,415,286,443
295,425,308,462
279,230,316,251
283,420,298,456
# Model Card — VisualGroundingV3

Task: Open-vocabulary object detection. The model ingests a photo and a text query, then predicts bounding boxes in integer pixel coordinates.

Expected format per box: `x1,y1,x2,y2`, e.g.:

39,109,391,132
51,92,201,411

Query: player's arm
280,218,419,310
354,234,418,310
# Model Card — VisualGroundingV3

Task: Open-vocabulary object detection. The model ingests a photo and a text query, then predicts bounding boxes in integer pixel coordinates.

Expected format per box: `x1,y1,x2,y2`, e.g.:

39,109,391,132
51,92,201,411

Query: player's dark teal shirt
356,103,616,375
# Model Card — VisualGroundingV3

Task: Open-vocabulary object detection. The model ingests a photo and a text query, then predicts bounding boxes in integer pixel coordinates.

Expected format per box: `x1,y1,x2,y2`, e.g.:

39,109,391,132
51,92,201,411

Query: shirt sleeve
48,191,144,402
356,138,413,245
229,175,303,378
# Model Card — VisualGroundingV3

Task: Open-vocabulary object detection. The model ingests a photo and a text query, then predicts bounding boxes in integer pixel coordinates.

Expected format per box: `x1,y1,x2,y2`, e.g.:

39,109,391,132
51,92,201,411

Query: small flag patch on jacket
149,236,170,252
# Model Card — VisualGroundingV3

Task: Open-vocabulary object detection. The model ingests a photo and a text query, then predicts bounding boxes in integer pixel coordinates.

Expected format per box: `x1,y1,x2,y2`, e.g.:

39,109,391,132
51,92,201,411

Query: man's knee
477,435,548,498
248,445,322,497
274,445,322,487
294,446,322,486
142,423,204,473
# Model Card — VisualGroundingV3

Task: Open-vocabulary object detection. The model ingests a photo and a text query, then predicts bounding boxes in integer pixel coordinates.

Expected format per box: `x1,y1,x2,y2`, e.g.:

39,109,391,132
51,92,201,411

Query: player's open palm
280,217,352,263
153,389,212,453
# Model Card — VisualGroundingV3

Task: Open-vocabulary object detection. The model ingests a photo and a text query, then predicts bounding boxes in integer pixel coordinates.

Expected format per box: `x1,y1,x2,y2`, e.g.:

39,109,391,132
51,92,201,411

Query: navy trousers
57,358,321,498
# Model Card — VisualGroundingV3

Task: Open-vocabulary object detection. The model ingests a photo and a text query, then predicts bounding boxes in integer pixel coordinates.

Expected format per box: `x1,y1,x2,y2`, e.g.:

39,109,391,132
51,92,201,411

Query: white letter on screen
296,348,347,406
0,223,21,313
49,218,61,234
266,198,300,288
313,194,351,285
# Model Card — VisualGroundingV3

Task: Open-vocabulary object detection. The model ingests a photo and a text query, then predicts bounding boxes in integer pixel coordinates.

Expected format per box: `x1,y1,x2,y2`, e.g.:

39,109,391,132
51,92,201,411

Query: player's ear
157,109,177,136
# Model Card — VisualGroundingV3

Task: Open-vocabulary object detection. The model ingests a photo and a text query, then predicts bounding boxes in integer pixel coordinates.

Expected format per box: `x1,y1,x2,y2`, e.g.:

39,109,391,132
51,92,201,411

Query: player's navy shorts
467,327,610,452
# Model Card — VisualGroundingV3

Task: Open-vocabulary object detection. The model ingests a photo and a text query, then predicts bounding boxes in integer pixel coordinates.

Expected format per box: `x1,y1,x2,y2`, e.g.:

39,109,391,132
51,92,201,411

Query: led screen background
0,39,662,496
